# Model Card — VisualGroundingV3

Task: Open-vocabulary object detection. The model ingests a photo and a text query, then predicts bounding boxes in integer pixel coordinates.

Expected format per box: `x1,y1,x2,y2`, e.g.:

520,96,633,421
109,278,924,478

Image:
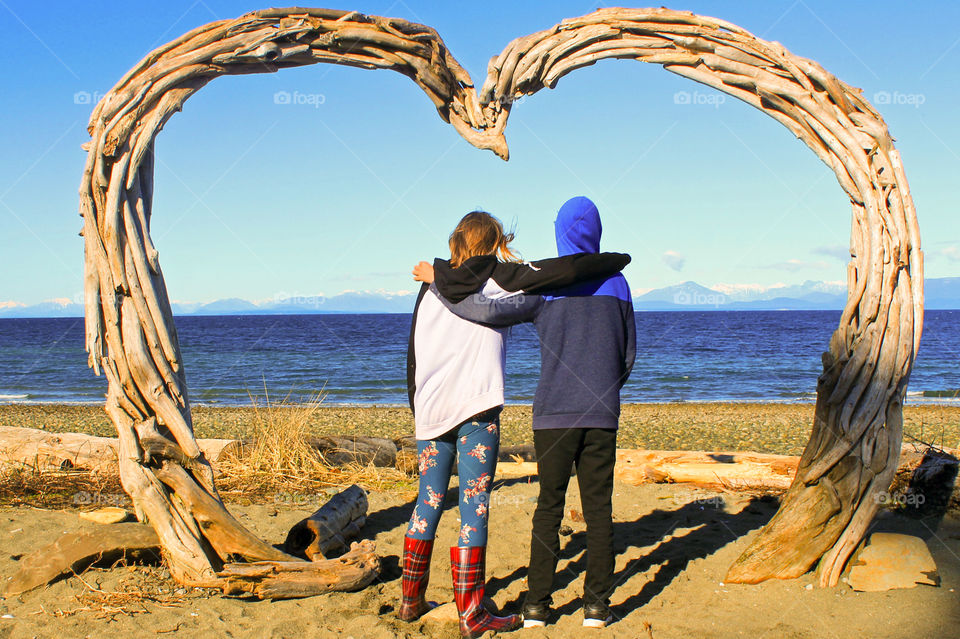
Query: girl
399,210,629,638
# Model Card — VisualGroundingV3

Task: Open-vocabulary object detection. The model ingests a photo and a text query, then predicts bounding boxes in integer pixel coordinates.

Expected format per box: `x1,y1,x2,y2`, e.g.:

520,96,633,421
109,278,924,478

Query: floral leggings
407,411,501,547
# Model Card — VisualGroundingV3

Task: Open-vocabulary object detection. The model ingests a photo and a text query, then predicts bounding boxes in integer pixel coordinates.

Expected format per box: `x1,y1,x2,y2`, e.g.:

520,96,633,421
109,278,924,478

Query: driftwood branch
219,539,380,599
4,523,160,596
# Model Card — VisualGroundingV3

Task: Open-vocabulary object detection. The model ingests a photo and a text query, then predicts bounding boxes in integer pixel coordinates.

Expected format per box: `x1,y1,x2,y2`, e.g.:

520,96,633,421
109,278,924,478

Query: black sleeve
432,284,543,327
406,282,430,415
432,255,496,303
491,252,631,295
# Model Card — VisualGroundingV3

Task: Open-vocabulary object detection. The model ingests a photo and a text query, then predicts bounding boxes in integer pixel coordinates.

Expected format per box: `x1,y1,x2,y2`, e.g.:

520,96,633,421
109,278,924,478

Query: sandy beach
0,476,957,638
0,403,958,637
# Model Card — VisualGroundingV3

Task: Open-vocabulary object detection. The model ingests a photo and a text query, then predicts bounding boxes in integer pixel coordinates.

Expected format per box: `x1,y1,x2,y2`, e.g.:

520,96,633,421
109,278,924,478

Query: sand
1,403,958,636
1,478,958,638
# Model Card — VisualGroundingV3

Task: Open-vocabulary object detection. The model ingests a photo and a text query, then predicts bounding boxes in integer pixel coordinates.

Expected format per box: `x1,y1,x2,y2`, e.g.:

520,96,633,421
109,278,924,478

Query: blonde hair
448,211,519,268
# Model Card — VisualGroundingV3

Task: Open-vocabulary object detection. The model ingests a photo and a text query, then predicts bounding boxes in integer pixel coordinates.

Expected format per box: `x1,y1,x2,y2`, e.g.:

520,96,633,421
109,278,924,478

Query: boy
430,196,636,628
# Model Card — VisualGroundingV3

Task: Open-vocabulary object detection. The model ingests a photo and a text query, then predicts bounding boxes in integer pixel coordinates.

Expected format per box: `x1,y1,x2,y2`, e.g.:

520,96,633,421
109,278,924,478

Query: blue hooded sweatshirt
531,196,636,429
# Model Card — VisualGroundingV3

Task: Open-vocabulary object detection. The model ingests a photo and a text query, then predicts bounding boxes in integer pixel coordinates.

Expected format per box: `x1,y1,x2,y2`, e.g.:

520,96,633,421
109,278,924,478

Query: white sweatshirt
411,281,517,439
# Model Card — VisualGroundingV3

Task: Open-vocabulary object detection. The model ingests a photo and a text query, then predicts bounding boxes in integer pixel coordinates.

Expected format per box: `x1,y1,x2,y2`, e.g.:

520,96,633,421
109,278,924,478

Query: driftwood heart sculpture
79,7,922,591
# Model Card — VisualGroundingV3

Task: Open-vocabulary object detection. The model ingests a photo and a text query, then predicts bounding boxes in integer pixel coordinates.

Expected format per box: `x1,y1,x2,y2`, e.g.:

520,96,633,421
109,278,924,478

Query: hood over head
546,196,632,302
555,196,601,256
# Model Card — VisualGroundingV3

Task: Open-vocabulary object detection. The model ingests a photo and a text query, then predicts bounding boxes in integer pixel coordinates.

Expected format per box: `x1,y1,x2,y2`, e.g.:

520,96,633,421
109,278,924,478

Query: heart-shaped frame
77,7,922,591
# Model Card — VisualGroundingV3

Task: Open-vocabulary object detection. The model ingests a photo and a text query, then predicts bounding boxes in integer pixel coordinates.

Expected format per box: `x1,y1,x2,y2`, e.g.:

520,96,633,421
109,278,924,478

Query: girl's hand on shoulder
413,261,435,283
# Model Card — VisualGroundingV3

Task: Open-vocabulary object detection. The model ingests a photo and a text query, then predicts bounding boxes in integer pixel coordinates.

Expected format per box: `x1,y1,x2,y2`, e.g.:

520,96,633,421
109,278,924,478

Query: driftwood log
612,446,960,494
307,436,397,467
79,7,921,588
615,449,800,491
0,425,238,473
4,523,160,596
283,484,367,559
219,539,380,599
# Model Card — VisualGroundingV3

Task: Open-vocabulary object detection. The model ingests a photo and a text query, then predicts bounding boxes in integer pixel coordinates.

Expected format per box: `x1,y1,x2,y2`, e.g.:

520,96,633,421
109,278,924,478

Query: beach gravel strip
0,403,957,457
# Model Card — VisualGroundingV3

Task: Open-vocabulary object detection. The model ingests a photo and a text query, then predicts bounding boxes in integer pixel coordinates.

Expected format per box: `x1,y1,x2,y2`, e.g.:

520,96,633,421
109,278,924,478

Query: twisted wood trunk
80,6,921,589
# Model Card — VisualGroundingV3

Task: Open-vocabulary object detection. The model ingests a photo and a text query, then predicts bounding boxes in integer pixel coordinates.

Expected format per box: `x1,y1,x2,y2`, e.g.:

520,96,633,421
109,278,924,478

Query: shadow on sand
486,492,779,620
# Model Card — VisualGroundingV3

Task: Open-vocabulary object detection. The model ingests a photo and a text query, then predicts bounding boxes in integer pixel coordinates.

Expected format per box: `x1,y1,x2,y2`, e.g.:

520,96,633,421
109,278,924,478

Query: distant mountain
634,281,730,309
193,297,259,315
0,298,85,318
712,280,845,303
3,278,959,318
635,279,844,310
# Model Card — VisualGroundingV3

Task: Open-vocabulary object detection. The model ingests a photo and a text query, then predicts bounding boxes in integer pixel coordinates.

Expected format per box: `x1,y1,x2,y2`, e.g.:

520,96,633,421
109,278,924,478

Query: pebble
79,507,133,524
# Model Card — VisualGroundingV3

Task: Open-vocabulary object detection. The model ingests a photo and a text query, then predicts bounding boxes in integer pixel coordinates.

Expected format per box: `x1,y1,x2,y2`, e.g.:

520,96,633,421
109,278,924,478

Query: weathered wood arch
80,7,922,589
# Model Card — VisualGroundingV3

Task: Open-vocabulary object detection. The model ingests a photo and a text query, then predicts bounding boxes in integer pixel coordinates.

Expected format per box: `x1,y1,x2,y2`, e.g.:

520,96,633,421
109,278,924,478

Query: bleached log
283,484,368,559
615,449,800,491
0,426,239,473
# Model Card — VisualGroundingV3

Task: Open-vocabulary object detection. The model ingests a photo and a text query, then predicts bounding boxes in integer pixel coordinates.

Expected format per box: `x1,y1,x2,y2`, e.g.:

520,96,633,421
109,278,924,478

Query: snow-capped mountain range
3,278,959,317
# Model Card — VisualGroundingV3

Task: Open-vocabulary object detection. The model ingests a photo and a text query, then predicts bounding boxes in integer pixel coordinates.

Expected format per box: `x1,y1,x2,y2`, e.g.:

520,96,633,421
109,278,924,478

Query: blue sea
0,311,957,406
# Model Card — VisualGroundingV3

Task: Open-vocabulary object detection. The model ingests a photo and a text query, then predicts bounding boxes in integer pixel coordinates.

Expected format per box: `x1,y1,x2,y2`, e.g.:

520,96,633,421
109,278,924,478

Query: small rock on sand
848,532,939,591
78,507,133,525
421,598,499,623
422,602,458,623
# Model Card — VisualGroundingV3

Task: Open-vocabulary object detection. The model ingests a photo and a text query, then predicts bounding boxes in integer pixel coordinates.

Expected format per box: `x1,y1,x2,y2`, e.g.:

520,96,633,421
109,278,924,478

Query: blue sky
1,1,958,306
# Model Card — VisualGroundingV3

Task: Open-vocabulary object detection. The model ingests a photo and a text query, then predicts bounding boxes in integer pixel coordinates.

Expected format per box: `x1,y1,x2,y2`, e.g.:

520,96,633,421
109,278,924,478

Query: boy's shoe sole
583,614,614,628
523,618,547,628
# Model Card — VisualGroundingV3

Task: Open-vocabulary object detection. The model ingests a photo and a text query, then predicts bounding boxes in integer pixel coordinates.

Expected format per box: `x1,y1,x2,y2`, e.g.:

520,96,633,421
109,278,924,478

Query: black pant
525,427,616,608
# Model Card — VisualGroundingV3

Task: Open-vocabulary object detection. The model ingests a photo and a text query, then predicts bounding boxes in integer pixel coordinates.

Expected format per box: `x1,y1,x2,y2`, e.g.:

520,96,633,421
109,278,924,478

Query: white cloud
941,246,960,261
661,250,686,272
811,244,849,261
0,301,26,310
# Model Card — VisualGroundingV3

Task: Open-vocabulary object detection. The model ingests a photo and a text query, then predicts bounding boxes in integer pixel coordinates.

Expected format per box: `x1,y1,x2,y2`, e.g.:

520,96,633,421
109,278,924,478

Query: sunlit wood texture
80,6,922,588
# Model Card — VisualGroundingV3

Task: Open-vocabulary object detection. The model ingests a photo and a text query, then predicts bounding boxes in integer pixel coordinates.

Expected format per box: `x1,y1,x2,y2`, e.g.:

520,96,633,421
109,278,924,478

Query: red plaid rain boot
398,536,435,621
450,546,521,638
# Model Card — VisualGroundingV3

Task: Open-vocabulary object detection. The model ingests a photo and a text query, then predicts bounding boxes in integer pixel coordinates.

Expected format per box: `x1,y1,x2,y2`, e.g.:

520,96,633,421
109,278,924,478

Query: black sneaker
583,602,614,628
521,601,551,628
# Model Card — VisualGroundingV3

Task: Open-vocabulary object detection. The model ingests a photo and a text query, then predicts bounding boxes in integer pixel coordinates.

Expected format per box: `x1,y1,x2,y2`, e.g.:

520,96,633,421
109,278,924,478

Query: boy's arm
622,301,637,387
432,284,543,327
437,252,631,300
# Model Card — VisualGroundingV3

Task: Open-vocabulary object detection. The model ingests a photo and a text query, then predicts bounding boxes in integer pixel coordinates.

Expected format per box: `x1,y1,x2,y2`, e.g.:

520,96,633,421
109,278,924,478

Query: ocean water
0,311,957,406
